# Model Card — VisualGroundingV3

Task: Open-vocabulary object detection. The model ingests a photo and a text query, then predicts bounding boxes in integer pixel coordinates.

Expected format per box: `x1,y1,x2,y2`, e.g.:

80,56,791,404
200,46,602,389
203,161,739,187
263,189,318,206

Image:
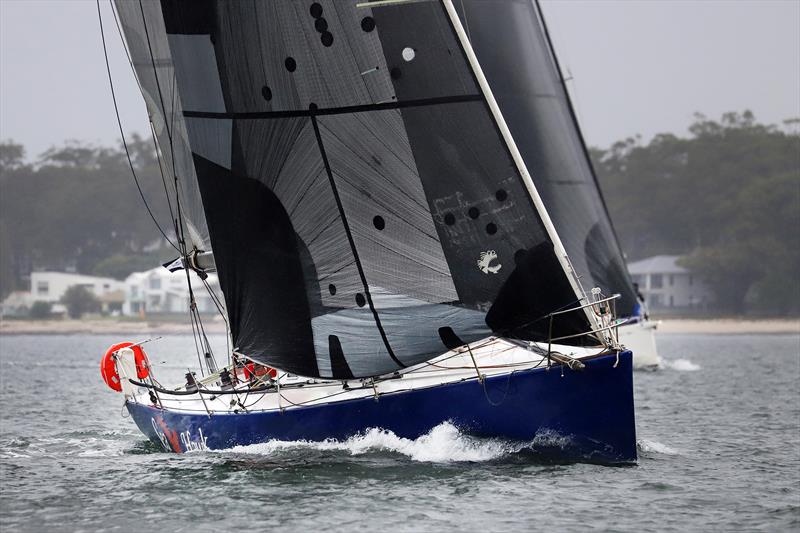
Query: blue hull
127,351,637,463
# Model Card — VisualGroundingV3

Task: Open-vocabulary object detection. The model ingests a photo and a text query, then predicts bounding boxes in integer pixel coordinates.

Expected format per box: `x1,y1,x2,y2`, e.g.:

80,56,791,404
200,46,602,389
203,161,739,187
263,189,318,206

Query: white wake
218,422,567,463
637,439,679,455
662,358,701,371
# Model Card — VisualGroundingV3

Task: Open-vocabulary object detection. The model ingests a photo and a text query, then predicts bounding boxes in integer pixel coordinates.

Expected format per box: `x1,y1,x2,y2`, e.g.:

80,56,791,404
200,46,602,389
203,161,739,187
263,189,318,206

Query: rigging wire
96,0,181,254
134,0,222,375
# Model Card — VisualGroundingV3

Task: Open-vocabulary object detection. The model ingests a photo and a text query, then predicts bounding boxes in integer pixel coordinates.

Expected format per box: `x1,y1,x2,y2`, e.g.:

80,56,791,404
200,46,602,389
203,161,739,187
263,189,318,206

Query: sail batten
116,0,599,379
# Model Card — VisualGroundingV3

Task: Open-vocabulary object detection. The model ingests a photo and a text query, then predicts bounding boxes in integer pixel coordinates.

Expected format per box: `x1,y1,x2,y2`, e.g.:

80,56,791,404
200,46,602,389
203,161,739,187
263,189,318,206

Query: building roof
628,255,689,275
30,271,121,285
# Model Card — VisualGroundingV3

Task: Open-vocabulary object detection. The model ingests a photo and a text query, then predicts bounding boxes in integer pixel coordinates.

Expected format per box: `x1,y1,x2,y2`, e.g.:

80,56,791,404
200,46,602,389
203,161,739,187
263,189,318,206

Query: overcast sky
1,0,798,160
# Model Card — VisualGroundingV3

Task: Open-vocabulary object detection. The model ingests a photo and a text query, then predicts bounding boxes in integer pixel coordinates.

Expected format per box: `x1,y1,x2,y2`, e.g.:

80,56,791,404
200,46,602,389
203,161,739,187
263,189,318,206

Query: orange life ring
242,362,277,380
100,342,150,392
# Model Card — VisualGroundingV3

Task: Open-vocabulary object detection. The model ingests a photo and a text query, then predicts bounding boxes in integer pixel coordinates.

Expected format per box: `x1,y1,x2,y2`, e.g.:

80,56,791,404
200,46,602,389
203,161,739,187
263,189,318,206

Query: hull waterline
126,351,637,463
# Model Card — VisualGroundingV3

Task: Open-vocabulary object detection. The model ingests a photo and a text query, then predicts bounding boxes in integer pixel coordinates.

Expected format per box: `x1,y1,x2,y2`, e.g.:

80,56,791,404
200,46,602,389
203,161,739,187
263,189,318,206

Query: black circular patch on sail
373,215,385,230
486,222,498,235
261,85,272,101
310,2,323,18
355,293,366,307
495,189,508,201
328,284,337,296
321,31,334,47
468,206,480,219
361,16,375,32
285,57,297,72
390,67,402,79
314,17,328,32
443,213,455,226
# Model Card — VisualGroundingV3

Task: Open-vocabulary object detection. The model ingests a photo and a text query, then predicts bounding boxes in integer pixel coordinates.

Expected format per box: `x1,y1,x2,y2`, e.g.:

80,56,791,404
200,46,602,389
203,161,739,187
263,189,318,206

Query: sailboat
101,0,637,463
453,1,661,368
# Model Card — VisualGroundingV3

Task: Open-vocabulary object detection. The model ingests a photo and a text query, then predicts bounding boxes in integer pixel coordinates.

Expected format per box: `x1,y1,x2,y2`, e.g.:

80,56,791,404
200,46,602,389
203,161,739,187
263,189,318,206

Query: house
123,267,222,316
0,290,33,318
628,255,714,311
29,271,125,312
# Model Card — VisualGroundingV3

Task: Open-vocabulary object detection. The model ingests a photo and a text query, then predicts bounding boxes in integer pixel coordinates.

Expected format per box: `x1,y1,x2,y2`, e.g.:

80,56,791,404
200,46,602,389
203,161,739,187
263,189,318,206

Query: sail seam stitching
183,94,481,119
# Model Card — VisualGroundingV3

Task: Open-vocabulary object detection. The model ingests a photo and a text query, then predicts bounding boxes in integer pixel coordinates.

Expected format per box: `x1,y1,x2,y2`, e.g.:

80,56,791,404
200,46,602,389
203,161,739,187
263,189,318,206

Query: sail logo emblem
477,250,502,274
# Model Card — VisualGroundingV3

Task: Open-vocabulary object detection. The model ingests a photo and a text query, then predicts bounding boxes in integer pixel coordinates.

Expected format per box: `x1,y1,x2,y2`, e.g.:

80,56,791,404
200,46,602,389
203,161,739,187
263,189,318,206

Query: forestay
455,0,638,317
116,0,597,379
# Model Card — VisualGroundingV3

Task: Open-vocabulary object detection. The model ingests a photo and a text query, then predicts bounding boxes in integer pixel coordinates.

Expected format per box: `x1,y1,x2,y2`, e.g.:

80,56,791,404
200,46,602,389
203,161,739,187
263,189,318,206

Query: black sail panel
458,0,638,316
116,0,595,379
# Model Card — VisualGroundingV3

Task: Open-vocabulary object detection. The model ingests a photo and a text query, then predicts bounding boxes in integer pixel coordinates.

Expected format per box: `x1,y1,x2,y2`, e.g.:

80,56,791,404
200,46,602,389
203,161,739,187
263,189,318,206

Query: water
0,333,798,531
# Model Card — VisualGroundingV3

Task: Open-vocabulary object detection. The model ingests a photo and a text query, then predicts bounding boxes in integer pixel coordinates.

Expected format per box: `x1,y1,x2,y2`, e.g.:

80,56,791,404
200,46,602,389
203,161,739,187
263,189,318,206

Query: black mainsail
116,0,601,379
456,0,639,317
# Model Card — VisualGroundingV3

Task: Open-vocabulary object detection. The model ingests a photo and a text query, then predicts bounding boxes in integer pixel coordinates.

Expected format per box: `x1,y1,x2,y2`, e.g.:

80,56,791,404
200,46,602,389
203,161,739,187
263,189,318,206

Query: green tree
28,301,52,319
61,285,100,319
594,111,800,314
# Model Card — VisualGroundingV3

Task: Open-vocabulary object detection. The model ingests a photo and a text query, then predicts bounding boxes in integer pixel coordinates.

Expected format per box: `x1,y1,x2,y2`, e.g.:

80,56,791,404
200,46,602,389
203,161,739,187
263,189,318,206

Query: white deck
125,338,611,416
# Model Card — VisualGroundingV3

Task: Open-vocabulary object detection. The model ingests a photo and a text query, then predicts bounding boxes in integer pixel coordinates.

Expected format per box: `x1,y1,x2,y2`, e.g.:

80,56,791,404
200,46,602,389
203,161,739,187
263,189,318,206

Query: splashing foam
662,358,701,371
637,439,678,455
220,422,568,463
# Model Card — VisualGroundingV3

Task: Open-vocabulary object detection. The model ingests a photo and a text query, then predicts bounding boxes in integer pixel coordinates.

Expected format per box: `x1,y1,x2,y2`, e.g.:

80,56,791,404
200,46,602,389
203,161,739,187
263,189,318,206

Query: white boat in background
619,319,661,369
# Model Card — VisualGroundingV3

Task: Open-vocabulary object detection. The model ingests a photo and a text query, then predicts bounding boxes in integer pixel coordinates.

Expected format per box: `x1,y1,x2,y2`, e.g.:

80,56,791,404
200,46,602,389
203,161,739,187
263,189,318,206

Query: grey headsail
455,0,639,317
116,0,597,379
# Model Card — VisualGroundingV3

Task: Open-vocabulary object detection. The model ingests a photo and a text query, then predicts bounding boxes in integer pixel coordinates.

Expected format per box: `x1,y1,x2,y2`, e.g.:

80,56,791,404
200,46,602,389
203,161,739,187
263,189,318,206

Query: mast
441,0,602,335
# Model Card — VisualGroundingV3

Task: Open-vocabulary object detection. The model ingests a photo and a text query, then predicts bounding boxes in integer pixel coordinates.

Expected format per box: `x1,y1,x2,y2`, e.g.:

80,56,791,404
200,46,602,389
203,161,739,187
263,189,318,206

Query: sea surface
0,332,798,532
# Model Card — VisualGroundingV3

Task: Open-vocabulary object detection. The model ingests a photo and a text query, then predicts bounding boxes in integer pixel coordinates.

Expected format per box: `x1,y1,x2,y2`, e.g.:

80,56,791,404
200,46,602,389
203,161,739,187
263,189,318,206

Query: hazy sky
1,0,798,160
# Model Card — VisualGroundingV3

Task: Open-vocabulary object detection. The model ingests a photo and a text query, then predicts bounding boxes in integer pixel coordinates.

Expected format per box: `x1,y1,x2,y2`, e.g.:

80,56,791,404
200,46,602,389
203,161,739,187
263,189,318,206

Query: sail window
443,213,455,226
355,293,366,307
329,284,337,296
321,31,334,47
285,57,297,72
402,47,416,62
468,207,480,219
315,18,328,32
373,215,385,230
261,85,272,101
361,17,375,32
390,67,402,79
309,3,323,18
486,222,498,235
495,189,508,201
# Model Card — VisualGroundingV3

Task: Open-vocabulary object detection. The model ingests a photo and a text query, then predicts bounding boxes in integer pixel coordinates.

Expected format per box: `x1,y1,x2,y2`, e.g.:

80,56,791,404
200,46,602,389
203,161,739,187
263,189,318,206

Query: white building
0,271,128,317
123,267,222,316
628,255,714,311
29,271,124,304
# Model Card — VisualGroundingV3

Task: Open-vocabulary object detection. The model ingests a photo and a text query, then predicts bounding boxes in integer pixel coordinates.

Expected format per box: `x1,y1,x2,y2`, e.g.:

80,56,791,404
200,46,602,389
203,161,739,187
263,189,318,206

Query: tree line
593,111,799,314
1,111,798,315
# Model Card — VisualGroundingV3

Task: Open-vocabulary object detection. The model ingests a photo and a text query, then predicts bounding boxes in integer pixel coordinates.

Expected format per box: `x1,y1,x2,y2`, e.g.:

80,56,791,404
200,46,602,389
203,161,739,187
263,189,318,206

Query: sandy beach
1,317,797,336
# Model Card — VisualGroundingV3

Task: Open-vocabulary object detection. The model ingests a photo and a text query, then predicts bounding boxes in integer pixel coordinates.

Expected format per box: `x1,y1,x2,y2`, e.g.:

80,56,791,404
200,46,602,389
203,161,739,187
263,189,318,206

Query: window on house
130,286,138,298
649,294,663,307
669,275,674,286
650,274,663,289
689,275,694,286
37,281,49,295
669,295,674,307
149,278,162,290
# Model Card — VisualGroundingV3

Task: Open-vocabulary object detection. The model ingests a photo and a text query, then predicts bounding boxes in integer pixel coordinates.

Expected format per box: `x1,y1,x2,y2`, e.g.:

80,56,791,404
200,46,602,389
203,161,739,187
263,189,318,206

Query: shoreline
654,318,799,335
1,318,798,336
